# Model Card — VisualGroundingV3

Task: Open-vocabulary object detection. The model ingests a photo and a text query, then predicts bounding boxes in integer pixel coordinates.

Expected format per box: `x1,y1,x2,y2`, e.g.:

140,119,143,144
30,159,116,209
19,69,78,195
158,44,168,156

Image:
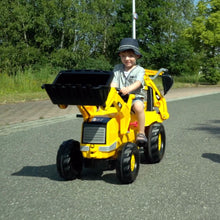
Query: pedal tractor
42,68,173,184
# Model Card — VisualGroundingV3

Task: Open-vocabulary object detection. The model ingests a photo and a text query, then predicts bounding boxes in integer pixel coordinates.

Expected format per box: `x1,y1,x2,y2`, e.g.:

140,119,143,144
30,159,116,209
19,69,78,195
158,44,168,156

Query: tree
135,0,195,75
0,0,41,73
73,0,120,69
184,0,220,84
0,0,203,78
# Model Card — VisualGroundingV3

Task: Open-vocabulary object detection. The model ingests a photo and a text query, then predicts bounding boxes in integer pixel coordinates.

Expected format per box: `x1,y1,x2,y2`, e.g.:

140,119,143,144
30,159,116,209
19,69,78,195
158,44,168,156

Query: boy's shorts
131,97,144,113
132,97,144,106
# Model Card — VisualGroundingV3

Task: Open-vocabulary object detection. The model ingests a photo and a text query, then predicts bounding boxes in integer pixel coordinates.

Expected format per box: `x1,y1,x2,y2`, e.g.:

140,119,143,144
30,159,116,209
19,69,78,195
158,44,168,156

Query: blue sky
194,0,200,5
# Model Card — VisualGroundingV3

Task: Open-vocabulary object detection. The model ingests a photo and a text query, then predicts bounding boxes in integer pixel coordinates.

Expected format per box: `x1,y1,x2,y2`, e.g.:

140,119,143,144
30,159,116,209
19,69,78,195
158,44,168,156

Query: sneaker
136,133,147,143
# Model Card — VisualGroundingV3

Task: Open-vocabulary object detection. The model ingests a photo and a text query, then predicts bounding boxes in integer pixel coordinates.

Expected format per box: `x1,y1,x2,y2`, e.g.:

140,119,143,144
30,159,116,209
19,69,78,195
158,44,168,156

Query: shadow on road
191,120,220,138
11,164,62,181
79,168,121,185
11,165,122,184
202,153,220,163
11,153,150,184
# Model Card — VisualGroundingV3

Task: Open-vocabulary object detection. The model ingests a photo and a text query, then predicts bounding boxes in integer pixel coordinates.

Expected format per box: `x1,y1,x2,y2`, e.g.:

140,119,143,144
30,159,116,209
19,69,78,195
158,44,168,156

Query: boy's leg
132,100,145,134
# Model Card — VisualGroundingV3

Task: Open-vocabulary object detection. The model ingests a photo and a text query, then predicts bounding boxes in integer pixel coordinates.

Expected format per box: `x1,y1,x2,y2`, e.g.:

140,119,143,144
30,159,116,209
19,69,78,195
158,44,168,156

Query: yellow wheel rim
158,133,162,151
130,154,136,172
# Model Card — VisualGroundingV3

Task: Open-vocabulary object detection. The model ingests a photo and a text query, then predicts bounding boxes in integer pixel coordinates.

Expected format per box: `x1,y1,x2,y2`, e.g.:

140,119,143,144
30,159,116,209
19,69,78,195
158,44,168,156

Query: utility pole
132,0,137,39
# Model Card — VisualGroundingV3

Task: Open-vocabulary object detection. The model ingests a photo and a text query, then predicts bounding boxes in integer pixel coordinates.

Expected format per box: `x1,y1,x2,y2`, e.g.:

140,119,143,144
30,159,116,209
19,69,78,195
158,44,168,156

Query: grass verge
0,66,57,104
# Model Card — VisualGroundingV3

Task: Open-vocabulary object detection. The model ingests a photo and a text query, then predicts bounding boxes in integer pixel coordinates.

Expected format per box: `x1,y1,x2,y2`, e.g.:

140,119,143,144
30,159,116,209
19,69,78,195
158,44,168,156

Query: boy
111,38,147,143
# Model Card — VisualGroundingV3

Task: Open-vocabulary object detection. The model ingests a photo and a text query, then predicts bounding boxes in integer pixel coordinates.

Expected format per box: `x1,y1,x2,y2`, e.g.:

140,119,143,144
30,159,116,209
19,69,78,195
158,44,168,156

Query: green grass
0,66,57,103
0,68,219,104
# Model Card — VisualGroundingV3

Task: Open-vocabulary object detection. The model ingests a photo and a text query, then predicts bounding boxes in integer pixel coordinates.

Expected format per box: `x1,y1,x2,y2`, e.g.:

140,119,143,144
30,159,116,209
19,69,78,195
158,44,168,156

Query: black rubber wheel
56,139,83,180
116,142,140,184
144,123,166,163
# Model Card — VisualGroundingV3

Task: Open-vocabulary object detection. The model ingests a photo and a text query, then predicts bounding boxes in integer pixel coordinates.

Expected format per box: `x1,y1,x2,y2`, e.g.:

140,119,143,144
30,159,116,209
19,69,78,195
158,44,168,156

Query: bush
202,57,220,85
77,55,113,71
0,44,42,75
50,49,76,70
174,74,200,84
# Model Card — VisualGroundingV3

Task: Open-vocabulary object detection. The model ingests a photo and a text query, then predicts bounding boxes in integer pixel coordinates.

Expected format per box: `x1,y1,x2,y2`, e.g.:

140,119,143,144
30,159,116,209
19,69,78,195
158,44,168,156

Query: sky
194,0,200,5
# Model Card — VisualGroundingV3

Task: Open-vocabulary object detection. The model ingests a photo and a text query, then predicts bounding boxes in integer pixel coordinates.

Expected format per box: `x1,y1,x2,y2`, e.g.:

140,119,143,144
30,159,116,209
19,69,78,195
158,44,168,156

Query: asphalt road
0,94,220,220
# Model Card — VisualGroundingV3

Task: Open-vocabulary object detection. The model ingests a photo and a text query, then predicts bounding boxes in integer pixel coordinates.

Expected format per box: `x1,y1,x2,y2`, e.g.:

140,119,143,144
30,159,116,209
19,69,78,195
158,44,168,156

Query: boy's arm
120,81,142,95
110,82,118,87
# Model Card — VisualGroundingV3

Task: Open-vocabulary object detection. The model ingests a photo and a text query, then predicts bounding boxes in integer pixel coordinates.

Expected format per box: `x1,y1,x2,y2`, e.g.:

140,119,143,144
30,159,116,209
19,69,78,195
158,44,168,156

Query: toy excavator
42,68,173,184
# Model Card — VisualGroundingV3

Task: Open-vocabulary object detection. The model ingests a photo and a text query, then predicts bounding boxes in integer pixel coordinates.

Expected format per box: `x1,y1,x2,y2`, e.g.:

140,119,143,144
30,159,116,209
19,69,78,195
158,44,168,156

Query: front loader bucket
42,70,113,106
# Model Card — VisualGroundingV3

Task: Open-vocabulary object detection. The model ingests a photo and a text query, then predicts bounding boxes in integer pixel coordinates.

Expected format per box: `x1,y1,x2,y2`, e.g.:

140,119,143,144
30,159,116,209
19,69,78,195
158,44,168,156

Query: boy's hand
120,81,142,95
120,87,129,95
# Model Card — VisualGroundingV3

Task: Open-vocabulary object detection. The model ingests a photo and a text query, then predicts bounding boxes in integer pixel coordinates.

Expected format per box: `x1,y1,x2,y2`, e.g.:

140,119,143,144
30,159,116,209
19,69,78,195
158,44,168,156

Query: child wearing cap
111,38,147,143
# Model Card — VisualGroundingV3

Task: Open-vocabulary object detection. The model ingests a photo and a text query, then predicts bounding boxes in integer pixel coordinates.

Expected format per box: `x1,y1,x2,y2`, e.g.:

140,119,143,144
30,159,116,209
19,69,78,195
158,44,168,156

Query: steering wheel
116,88,129,102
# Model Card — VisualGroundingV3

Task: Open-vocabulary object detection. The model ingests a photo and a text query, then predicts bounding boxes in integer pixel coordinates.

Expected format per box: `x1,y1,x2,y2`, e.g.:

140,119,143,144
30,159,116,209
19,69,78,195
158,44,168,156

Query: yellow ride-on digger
42,68,173,184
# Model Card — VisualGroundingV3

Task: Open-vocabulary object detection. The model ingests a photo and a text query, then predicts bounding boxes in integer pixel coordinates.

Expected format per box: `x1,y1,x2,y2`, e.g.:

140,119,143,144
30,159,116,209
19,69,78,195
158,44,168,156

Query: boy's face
119,50,140,70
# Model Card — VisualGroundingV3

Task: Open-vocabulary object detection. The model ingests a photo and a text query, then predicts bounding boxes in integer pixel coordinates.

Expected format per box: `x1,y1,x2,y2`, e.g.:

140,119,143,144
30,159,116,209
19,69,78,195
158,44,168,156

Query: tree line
0,0,219,83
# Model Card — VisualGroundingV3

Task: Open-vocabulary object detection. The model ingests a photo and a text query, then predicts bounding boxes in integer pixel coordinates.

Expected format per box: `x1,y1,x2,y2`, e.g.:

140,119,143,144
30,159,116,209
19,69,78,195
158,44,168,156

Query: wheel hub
158,133,162,151
130,154,136,171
